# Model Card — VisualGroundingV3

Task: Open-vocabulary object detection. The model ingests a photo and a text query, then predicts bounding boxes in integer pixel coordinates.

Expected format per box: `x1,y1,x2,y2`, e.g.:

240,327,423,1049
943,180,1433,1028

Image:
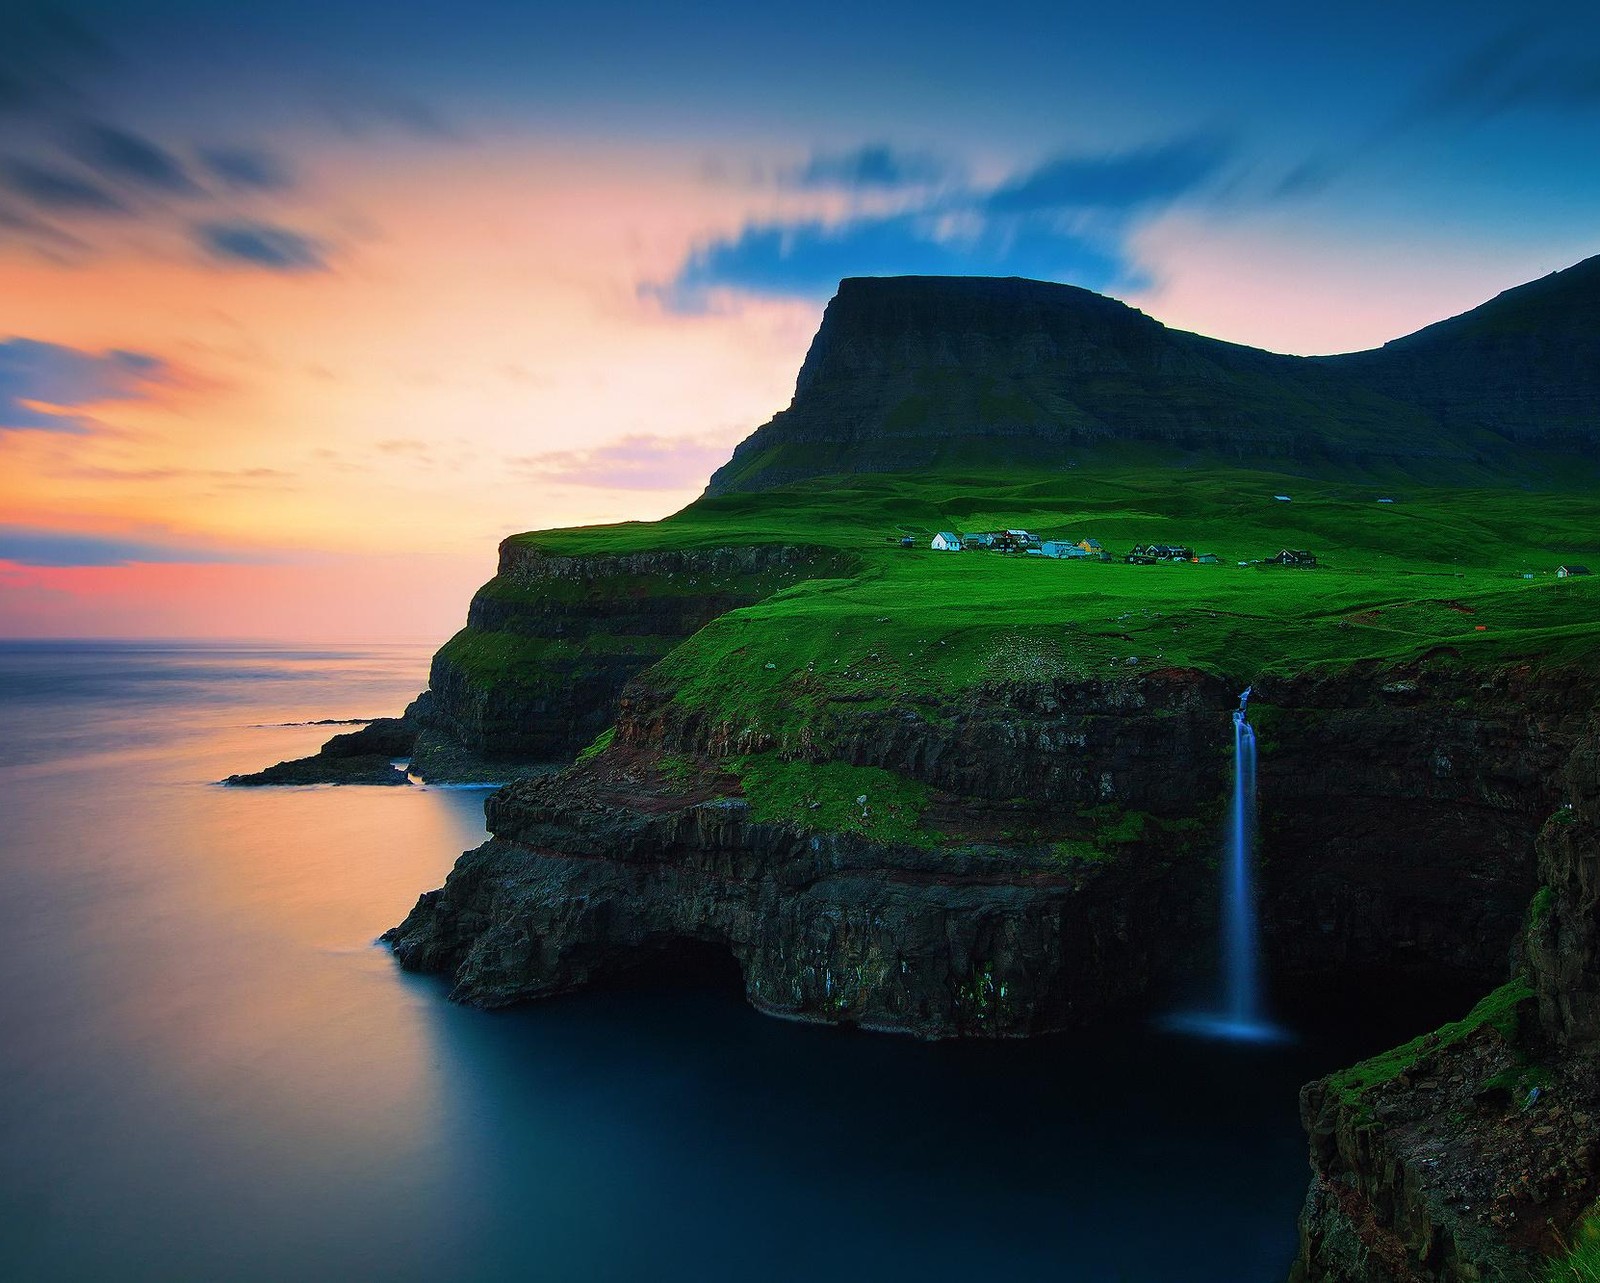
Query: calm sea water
0,641,1462,1282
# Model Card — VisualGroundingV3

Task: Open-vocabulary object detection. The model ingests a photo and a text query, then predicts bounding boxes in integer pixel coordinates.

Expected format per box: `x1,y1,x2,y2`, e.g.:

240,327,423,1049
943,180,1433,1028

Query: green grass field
502,464,1600,741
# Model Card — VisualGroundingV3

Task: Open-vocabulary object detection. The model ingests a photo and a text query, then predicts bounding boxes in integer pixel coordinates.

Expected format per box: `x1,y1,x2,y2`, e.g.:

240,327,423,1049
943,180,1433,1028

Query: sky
1,0,1597,641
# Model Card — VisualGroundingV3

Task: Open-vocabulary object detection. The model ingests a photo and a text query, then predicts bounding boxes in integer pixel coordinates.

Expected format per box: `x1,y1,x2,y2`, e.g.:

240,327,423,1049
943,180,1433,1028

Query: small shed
1195,553,1221,564
1558,564,1591,578
931,532,963,552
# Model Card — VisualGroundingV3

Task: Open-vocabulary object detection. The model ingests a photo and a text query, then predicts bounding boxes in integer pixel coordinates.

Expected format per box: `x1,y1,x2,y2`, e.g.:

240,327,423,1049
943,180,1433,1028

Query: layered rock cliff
410,540,854,777
388,659,1595,1046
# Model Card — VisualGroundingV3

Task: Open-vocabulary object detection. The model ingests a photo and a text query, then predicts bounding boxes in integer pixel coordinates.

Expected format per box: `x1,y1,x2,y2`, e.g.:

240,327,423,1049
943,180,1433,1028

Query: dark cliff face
705,260,1600,494
1289,705,1600,1283
1256,663,1592,982
388,660,1596,1043
1527,713,1600,1053
410,541,854,777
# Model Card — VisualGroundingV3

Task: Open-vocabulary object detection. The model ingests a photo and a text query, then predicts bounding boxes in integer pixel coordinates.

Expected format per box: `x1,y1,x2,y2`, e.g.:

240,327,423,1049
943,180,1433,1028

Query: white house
931,532,963,552
1558,564,1591,578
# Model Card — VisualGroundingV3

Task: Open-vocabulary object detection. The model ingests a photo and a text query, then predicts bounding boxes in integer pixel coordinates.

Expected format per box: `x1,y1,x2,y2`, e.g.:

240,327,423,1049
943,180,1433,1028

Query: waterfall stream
1224,687,1261,1026
1164,687,1285,1042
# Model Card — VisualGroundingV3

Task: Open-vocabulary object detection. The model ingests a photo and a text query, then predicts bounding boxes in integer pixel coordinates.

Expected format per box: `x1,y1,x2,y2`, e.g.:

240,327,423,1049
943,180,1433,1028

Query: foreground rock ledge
383,768,1196,1038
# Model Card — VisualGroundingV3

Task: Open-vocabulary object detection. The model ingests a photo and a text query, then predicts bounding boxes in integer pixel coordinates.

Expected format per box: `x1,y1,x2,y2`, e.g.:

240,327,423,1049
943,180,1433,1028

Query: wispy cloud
655,135,1224,310
1,157,125,213
197,145,293,192
985,136,1229,213
0,337,166,433
70,122,198,194
0,9,452,268
1269,23,1600,203
655,210,1133,311
1410,25,1600,123
781,144,954,191
195,220,328,272
0,524,264,567
510,433,737,490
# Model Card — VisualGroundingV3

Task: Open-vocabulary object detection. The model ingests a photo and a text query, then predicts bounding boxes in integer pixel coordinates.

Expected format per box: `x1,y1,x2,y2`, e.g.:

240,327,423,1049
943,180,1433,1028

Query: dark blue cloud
71,122,197,193
195,220,327,271
0,525,255,567
1,158,125,213
0,337,164,433
1416,26,1600,121
985,136,1229,213
198,145,293,191
655,136,1226,309
783,144,952,190
654,210,1131,311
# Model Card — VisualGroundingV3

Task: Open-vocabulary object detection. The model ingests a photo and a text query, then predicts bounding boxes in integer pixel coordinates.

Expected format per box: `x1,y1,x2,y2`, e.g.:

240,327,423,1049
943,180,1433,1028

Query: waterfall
1223,686,1260,1026
1163,686,1285,1042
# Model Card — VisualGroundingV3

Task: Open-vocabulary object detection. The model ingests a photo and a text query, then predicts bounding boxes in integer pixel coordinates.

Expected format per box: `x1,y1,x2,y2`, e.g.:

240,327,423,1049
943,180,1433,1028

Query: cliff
388,659,1595,1043
338,259,1600,1278
409,539,854,778
1290,714,1600,1282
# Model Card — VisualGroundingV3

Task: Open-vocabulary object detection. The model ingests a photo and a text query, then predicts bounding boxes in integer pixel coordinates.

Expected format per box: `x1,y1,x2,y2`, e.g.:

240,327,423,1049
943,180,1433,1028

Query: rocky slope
706,259,1600,494
1290,711,1600,1281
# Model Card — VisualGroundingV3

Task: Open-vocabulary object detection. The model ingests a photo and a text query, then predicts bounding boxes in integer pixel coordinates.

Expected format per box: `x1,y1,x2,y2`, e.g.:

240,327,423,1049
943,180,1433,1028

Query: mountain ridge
706,256,1600,495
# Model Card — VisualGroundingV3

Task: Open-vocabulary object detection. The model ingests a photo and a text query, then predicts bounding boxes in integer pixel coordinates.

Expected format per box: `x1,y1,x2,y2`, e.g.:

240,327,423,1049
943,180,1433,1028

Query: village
899,529,1319,567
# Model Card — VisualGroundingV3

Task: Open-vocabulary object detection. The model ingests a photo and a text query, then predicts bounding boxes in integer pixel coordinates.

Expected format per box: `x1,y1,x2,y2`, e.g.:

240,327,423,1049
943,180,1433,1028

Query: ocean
0,640,1461,1281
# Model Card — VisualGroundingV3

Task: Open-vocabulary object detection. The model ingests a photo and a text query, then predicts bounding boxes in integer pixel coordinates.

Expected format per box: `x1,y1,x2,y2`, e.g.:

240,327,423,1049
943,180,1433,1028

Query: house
963,532,995,549
1078,538,1103,554
1195,553,1221,564
1558,564,1592,578
931,532,963,552
1128,543,1194,563
1275,549,1318,567
1273,495,1292,502
1041,541,1088,559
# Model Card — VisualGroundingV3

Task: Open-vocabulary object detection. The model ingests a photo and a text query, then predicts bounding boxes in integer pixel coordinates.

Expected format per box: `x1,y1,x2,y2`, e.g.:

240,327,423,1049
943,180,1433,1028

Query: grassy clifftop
508,464,1600,741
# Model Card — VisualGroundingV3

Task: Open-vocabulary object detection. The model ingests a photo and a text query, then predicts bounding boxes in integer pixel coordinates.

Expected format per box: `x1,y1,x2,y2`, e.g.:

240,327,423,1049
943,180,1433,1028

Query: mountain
1324,254,1600,450
706,256,1600,494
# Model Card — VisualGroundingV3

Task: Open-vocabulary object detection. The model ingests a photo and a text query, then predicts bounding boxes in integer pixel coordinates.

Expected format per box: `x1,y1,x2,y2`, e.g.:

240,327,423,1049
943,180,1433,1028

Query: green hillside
509,464,1600,750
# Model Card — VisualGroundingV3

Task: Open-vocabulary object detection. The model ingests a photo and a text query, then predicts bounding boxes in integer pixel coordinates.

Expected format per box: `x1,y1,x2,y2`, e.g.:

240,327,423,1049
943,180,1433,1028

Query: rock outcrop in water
229,541,854,785
224,716,417,786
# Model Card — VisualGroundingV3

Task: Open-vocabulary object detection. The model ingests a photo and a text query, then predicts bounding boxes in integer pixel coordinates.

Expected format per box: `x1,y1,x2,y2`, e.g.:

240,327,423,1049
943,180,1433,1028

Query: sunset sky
2,0,1597,640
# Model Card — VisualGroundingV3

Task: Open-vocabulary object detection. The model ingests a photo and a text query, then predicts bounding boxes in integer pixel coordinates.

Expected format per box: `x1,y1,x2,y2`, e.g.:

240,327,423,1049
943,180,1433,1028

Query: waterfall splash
1163,686,1287,1043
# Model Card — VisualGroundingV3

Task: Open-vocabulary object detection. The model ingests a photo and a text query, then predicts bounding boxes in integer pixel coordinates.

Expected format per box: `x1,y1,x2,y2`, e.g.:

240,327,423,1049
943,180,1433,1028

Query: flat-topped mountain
706,257,1600,494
